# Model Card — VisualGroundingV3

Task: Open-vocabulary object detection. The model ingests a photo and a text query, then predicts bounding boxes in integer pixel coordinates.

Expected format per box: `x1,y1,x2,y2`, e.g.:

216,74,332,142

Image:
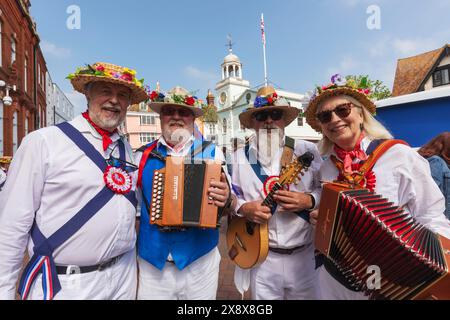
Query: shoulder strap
354,139,409,185
191,140,214,159
137,141,159,188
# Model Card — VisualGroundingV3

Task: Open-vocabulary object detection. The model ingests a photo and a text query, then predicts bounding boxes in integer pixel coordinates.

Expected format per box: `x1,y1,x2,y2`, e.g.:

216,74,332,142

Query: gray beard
256,128,284,167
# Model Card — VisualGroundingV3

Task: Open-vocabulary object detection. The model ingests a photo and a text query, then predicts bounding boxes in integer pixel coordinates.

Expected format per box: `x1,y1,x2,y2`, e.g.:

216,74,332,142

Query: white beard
256,128,284,167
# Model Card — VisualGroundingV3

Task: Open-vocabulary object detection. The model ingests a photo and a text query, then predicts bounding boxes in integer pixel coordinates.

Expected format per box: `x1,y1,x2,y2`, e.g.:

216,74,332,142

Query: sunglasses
106,145,138,173
161,107,194,118
253,109,284,122
316,103,361,124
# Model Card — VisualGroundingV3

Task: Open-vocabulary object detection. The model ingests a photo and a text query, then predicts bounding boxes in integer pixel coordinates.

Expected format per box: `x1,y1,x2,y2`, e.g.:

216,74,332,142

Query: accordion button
156,215,160,219
151,217,155,222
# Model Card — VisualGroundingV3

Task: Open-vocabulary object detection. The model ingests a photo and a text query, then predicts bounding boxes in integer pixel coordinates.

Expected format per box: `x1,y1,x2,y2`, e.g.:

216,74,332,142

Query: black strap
285,136,295,150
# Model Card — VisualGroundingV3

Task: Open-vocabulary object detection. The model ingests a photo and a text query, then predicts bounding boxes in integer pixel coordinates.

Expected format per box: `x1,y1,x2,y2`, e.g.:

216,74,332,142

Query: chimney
206,89,215,106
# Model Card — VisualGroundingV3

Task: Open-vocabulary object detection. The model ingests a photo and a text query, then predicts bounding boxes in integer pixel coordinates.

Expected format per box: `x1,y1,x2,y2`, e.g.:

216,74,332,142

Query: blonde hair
318,95,393,155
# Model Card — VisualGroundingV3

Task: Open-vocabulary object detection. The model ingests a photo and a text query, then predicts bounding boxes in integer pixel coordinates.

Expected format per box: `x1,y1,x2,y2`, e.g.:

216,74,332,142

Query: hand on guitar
208,173,230,208
238,201,271,224
273,190,314,212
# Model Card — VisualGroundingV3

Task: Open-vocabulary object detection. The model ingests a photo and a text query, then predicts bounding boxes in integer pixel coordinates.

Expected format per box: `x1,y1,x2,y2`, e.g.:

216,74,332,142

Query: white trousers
137,247,221,300
317,266,368,300
28,249,137,300
250,243,318,300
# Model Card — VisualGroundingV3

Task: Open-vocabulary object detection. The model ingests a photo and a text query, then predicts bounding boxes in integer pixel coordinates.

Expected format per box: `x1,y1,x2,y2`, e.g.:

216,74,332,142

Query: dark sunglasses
316,103,361,124
161,107,194,118
106,145,138,173
253,109,284,122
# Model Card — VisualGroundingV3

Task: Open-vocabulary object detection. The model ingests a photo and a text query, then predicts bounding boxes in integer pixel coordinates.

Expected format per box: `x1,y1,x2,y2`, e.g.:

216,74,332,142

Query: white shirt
318,137,450,238
230,137,323,249
0,115,137,299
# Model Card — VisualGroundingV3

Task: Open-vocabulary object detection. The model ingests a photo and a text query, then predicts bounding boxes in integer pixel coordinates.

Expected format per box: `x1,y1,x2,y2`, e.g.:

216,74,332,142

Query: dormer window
433,66,450,87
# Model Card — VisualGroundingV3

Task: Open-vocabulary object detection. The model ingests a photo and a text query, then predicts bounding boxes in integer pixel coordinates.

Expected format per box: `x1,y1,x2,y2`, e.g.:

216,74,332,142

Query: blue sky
30,0,450,116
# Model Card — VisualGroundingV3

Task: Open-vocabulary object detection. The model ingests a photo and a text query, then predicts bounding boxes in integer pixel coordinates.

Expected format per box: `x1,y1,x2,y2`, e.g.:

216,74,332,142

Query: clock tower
215,45,250,110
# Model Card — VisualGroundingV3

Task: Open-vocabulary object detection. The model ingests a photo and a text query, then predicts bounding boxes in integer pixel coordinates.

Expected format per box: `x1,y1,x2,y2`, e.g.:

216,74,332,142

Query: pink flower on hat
120,73,133,82
96,65,105,72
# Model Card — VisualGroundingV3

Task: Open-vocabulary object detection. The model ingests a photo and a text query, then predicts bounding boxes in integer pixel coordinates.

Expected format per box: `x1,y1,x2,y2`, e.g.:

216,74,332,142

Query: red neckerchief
82,111,117,151
334,133,368,174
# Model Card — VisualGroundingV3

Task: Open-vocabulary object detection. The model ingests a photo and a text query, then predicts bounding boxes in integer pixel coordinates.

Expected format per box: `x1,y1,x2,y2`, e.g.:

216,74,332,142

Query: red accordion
315,183,450,300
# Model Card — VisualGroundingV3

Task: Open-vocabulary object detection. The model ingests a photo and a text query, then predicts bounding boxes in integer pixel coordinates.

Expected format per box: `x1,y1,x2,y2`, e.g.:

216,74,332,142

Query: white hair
318,95,393,155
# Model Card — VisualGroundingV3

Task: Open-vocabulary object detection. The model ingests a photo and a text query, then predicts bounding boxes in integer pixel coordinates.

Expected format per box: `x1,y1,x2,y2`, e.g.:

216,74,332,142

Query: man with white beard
135,86,231,300
229,86,323,300
0,62,148,300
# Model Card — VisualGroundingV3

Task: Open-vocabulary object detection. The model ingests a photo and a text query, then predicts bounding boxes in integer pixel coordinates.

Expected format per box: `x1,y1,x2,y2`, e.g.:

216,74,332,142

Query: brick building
0,0,48,157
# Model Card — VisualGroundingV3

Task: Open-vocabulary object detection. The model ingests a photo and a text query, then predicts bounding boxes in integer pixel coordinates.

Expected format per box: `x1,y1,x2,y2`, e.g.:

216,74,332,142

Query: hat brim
149,102,204,118
305,87,376,133
239,105,300,129
71,75,149,105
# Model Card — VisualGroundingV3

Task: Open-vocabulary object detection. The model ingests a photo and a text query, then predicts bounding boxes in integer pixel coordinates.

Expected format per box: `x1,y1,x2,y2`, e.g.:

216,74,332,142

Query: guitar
226,152,315,269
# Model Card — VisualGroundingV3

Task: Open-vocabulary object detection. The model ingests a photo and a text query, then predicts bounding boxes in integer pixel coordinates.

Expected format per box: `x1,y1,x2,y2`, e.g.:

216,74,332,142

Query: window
209,124,216,135
223,118,227,134
38,65,41,85
24,56,28,93
140,132,158,144
0,22,3,67
11,37,16,64
12,111,18,153
0,100,3,155
297,109,304,127
433,66,450,87
140,115,155,125
139,102,147,111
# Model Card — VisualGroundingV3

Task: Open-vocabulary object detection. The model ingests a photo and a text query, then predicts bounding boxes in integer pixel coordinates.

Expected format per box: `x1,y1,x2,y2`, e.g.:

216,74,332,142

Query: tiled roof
392,44,449,97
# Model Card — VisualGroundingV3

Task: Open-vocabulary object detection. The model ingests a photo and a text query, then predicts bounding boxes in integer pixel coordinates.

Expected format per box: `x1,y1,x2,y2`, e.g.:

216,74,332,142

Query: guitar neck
262,182,283,208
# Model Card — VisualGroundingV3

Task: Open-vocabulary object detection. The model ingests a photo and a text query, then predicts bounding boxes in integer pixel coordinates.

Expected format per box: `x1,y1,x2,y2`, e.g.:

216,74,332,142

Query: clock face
220,92,227,105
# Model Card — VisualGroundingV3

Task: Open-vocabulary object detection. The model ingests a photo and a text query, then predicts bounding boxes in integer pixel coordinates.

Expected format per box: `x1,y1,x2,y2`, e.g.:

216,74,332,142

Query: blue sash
18,122,137,300
138,139,219,271
244,143,310,222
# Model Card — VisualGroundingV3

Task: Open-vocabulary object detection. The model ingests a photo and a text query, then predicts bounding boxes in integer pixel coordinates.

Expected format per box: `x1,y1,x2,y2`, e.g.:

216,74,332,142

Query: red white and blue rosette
103,166,132,194
263,176,289,197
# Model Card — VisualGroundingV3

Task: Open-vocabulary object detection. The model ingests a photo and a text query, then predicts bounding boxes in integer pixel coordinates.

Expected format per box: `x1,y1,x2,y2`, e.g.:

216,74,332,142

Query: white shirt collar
70,115,121,143
157,135,195,155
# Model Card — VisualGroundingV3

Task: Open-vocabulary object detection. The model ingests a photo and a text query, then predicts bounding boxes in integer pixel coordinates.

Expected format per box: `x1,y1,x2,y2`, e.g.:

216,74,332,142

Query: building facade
122,102,161,151
214,48,321,153
0,0,48,157
46,71,74,126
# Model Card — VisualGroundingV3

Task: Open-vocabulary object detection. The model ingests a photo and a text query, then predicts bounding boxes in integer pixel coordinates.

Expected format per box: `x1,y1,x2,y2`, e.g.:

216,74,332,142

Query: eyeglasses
161,107,194,118
253,109,284,122
316,103,361,124
106,145,138,173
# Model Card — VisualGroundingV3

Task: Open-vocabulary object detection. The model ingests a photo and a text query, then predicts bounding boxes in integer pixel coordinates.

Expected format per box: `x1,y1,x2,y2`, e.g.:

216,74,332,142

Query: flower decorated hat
239,86,299,129
305,74,376,133
67,62,149,104
148,86,204,118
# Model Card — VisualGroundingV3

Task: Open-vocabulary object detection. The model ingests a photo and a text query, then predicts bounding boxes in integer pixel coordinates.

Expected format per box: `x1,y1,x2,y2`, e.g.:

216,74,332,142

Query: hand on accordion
309,209,319,226
207,173,230,208
238,201,271,224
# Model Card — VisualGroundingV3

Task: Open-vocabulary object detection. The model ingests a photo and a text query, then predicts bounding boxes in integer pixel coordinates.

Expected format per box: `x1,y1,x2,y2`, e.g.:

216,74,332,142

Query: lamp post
0,80,16,107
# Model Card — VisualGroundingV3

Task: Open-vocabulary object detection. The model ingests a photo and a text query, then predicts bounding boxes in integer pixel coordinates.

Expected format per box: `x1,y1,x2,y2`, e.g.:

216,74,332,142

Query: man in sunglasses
0,62,148,300
229,86,323,300
135,86,231,300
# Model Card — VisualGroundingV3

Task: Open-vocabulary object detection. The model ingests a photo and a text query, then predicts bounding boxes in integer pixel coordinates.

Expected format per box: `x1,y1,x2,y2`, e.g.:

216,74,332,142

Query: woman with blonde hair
306,74,450,300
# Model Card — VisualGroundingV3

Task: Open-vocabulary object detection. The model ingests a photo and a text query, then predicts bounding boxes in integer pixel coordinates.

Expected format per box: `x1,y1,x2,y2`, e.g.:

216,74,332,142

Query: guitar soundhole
246,221,255,235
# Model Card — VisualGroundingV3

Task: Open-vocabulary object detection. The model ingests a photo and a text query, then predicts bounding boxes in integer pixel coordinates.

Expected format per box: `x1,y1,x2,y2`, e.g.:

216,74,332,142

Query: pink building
122,102,161,151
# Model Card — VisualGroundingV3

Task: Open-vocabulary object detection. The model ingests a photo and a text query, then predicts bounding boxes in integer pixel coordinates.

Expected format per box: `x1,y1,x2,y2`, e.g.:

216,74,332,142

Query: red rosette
103,166,132,194
263,176,290,197
336,163,377,192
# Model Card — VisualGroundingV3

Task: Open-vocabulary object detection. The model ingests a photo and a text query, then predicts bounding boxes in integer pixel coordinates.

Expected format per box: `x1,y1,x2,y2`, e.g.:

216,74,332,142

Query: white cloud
327,55,360,78
41,40,72,59
64,91,86,117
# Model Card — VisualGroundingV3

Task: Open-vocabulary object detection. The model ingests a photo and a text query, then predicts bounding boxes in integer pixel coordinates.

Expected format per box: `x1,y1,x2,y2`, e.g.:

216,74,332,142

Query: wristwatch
308,193,316,210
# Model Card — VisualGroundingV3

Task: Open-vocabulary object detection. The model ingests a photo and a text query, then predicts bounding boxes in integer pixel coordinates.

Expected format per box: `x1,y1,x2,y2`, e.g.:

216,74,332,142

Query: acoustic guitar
226,152,314,269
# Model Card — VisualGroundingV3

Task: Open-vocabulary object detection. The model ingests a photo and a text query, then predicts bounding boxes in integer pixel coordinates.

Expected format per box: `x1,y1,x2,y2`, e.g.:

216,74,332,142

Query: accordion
149,156,223,229
315,182,450,300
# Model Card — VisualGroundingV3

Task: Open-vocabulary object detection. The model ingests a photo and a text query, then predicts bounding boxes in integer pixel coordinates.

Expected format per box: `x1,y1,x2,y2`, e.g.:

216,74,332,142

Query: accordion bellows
149,156,223,229
316,183,450,300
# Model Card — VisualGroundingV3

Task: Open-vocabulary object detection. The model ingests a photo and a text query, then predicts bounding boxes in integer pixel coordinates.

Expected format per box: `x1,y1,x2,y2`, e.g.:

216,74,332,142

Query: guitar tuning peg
300,172,305,176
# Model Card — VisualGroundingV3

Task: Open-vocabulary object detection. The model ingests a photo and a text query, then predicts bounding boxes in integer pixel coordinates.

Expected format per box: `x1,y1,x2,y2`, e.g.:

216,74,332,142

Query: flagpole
261,13,268,87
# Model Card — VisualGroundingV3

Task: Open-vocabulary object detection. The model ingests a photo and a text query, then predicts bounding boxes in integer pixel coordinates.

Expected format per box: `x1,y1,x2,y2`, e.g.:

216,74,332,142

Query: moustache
101,104,122,112
169,121,185,126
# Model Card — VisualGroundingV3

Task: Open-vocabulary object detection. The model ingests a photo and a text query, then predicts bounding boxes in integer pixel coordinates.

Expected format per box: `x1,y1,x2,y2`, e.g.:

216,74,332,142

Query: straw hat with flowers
239,86,299,129
305,74,376,133
148,86,204,118
67,62,149,104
